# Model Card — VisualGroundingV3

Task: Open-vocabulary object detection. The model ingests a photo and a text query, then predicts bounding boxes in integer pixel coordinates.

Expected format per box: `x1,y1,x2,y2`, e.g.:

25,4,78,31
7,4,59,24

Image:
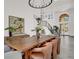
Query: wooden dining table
5,35,56,59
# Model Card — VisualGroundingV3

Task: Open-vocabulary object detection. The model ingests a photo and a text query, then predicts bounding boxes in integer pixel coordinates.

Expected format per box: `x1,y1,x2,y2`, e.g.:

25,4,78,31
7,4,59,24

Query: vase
36,31,40,47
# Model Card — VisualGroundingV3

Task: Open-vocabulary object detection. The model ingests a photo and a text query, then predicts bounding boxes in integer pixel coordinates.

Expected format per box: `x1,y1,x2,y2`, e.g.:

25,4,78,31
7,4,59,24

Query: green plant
31,24,43,32
5,27,16,32
53,25,60,35
53,26,59,32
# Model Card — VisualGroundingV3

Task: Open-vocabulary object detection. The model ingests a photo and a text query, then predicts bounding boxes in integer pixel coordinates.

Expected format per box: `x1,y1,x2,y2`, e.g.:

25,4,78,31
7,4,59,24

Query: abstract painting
9,16,24,35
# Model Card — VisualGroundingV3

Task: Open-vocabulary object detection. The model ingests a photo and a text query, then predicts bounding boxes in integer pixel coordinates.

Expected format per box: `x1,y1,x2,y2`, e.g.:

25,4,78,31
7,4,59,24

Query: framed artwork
9,16,24,35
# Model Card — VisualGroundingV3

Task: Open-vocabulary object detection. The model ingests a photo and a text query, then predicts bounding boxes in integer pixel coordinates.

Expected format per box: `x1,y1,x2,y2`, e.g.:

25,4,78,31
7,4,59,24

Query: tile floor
57,36,74,59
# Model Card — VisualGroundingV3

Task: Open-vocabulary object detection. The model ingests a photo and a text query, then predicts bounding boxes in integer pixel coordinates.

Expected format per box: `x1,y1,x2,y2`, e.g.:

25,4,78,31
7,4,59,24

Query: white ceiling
27,0,74,11
5,0,74,12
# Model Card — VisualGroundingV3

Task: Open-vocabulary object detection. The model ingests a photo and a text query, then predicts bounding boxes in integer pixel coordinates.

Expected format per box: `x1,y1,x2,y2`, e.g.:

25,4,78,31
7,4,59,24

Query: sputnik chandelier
28,0,52,9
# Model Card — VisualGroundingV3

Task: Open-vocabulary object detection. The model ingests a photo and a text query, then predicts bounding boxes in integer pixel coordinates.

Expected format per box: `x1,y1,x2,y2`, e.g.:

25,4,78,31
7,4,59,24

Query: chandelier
28,0,52,9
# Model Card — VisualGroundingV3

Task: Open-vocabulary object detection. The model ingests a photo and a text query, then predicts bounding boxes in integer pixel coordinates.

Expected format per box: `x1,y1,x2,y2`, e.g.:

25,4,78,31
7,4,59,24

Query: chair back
4,45,11,53
42,42,52,59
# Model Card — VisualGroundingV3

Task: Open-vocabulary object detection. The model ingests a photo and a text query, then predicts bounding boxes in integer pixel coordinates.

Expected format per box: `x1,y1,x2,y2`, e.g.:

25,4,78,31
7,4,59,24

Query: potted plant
53,26,60,36
5,27,16,37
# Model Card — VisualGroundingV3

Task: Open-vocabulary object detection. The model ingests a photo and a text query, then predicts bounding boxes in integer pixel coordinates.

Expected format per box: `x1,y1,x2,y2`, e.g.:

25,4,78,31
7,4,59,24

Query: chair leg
57,39,61,54
22,54,25,59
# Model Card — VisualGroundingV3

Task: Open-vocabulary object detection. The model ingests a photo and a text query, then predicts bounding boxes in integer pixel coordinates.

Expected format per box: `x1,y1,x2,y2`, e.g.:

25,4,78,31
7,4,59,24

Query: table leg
24,50,32,59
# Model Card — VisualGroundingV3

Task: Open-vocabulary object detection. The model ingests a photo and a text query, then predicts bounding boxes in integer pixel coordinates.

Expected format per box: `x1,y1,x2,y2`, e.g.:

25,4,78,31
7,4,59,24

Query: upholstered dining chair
4,45,12,53
4,51,22,59
50,38,59,59
57,37,61,54
30,42,52,59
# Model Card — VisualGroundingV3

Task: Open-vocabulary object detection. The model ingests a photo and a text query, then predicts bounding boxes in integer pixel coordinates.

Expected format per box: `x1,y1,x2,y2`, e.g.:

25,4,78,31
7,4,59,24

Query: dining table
5,35,57,59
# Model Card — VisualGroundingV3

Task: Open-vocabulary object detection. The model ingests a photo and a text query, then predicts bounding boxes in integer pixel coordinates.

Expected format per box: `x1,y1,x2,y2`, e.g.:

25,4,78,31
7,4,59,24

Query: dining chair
4,45,12,53
57,37,61,54
4,51,22,59
30,42,52,59
50,38,58,59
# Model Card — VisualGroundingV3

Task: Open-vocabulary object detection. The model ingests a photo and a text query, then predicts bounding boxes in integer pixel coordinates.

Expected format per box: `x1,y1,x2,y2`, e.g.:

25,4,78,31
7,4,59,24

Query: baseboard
60,34,74,37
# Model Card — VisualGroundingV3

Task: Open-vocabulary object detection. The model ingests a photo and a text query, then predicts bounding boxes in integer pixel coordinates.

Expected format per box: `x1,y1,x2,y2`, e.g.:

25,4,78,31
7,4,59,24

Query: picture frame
9,16,24,35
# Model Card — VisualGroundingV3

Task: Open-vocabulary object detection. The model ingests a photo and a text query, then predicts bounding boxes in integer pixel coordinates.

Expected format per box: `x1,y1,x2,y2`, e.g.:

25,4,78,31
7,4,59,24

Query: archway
59,14,69,36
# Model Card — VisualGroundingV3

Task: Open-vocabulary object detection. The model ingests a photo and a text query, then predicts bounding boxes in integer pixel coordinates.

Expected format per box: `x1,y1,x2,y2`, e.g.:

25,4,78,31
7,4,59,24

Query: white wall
4,0,39,36
4,0,74,36
54,8,74,36
68,8,74,36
